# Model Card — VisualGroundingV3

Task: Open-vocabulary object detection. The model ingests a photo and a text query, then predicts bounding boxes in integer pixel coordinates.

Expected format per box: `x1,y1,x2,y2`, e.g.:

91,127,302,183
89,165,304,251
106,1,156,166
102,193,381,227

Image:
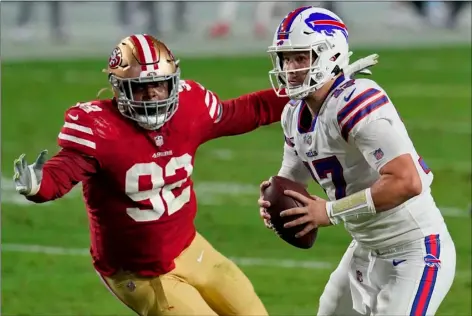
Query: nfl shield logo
373,148,384,160
303,134,313,145
154,135,164,147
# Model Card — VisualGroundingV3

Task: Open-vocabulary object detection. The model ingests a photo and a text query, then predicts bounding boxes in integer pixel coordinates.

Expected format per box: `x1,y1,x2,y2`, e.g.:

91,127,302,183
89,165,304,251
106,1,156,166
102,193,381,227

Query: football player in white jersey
257,6,456,316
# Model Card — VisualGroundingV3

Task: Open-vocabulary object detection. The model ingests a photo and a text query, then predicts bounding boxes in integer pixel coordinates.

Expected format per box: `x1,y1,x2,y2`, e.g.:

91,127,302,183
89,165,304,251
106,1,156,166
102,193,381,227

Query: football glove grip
344,52,379,77
13,150,48,196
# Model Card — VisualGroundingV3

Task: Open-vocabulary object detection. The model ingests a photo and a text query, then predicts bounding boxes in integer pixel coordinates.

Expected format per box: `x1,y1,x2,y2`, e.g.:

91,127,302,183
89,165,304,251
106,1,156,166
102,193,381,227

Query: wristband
326,188,376,224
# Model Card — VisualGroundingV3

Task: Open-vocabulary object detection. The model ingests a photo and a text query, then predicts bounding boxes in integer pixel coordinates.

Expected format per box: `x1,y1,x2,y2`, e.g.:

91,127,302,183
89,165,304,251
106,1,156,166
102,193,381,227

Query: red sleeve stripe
63,122,94,135
341,95,389,141
58,133,96,149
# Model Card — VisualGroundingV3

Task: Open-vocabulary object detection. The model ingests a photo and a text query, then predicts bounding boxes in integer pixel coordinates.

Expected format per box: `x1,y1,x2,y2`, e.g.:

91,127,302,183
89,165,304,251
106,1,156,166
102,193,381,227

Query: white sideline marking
1,177,469,218
1,243,333,270
2,243,469,279
208,149,471,173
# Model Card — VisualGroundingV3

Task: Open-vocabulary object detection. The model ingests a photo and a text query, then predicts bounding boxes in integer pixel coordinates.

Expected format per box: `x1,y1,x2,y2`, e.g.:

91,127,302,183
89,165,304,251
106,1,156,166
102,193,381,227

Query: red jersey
29,80,288,276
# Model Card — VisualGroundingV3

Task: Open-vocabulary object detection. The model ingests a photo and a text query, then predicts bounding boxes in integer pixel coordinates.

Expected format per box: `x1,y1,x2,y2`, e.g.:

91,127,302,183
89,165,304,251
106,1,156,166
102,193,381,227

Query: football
262,176,318,249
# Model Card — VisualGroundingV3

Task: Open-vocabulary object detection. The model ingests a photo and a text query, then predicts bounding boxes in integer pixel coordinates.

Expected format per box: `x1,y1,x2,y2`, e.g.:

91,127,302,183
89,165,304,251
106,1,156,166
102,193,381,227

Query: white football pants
317,230,456,316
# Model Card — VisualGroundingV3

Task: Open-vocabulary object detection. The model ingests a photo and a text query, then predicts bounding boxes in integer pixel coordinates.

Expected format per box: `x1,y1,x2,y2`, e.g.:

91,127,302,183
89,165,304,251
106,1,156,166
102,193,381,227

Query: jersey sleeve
190,80,289,142
29,102,103,203
277,103,311,186
352,119,411,172
58,103,101,158
335,79,396,142
281,102,296,150
27,148,100,203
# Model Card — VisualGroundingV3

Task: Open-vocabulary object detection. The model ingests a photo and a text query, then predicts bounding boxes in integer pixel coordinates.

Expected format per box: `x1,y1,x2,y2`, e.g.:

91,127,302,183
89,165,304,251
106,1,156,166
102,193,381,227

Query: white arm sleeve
277,143,312,186
353,119,411,171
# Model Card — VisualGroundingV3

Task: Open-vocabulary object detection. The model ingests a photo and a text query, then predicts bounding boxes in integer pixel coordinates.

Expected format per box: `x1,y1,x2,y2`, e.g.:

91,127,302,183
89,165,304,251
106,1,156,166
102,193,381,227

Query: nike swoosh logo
197,250,204,263
68,114,79,120
344,88,356,102
392,259,407,266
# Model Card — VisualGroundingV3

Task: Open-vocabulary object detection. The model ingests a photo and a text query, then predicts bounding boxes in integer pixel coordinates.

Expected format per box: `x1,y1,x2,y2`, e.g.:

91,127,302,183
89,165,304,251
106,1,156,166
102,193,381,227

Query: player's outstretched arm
196,85,289,142
15,101,106,203
217,89,290,137
13,149,99,203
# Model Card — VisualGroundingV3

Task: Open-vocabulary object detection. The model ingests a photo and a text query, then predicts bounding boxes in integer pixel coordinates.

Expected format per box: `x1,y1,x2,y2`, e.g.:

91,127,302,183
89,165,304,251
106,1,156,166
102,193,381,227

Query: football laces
268,221,283,237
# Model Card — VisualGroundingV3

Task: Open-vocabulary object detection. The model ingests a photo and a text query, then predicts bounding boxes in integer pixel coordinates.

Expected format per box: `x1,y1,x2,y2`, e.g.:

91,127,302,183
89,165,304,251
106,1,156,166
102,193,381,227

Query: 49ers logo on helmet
108,47,122,69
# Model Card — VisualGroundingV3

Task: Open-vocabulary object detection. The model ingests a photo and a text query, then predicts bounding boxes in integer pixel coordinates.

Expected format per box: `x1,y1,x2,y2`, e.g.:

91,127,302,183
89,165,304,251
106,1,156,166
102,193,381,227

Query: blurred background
1,1,471,315
1,1,471,58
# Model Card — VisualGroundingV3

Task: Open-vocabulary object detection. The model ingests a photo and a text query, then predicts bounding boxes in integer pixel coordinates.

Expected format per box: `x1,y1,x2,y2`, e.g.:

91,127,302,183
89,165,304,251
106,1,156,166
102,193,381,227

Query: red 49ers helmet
106,34,180,130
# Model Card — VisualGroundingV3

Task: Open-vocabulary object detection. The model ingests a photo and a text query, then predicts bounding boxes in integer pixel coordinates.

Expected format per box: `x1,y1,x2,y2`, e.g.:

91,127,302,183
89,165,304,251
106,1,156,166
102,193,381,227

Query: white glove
344,52,379,77
13,150,48,196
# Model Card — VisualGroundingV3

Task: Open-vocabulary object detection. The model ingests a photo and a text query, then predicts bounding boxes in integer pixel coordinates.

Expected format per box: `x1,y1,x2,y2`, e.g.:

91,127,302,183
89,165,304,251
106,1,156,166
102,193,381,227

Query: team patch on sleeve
337,88,389,140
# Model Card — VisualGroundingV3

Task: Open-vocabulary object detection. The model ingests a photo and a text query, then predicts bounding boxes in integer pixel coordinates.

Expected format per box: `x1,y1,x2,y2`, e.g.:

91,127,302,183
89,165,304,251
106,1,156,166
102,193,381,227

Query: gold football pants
98,232,268,316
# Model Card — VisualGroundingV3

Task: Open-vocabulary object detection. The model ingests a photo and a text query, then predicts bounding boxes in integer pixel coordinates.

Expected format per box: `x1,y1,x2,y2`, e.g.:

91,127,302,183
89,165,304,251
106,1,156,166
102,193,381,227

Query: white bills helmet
268,7,350,99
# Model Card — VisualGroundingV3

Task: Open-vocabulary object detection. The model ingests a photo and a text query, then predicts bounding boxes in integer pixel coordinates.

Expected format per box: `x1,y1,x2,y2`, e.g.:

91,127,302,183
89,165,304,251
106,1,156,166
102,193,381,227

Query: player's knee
207,260,267,315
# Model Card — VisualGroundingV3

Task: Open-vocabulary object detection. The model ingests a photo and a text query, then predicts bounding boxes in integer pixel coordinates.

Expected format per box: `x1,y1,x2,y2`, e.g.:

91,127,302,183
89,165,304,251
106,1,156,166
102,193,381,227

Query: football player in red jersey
13,34,378,316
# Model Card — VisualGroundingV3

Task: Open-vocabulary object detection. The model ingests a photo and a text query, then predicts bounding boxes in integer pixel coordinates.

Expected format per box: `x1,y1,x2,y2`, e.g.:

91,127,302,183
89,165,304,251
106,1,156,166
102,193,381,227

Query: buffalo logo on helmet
304,12,349,40
108,47,123,69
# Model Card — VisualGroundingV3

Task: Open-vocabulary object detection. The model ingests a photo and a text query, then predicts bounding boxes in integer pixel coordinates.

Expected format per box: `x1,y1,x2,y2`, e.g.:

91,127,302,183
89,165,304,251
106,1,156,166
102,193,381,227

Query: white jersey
280,75,446,250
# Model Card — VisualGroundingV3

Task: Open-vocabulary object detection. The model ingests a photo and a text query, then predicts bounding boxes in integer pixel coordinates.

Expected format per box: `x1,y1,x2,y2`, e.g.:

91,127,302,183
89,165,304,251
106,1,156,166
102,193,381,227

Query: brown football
262,176,318,249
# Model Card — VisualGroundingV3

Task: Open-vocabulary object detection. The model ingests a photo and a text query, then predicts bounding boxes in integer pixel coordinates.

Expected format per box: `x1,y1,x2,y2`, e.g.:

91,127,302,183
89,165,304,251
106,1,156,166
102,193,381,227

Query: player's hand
344,52,379,77
258,180,272,229
13,150,48,196
280,190,332,237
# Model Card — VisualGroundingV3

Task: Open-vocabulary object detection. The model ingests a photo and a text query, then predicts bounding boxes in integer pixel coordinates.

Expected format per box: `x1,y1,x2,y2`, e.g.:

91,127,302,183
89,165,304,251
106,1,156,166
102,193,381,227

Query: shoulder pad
71,100,107,114
58,101,110,156
178,79,206,94
333,79,392,141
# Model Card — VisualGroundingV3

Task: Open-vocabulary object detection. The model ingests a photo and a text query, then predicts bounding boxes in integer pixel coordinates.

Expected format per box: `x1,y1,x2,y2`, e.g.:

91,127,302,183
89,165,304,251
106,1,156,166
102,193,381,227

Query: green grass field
2,46,471,315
